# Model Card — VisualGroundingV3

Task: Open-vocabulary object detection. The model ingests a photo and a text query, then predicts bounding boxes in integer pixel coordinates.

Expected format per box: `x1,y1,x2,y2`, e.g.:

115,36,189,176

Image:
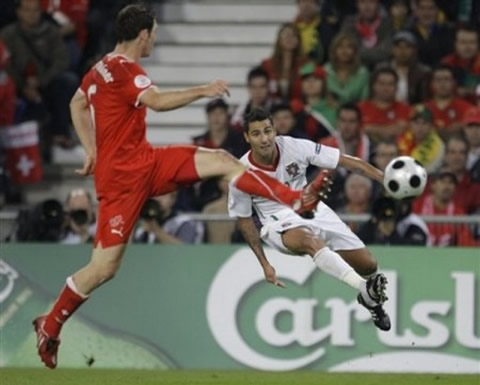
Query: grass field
1,369,478,385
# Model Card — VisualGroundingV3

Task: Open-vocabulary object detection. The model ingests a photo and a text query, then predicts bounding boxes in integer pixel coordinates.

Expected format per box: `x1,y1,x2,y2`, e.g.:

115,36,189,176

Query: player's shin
43,276,89,337
313,247,377,306
231,169,301,206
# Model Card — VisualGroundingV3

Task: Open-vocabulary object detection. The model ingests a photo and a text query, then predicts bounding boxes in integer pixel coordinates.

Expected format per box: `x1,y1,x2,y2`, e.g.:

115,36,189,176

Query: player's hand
263,265,286,288
203,80,230,98
75,154,96,176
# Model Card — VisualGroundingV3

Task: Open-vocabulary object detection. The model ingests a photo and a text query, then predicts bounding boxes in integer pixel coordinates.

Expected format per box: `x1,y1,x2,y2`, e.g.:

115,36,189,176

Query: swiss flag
1,121,43,184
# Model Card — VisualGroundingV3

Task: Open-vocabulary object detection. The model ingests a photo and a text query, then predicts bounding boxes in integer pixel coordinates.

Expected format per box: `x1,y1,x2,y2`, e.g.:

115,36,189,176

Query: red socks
234,169,300,206
43,276,88,337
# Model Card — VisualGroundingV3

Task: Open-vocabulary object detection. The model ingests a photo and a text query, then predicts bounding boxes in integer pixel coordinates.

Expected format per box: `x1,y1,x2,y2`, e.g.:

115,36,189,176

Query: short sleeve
120,62,154,107
79,70,93,95
228,184,253,218
284,137,340,169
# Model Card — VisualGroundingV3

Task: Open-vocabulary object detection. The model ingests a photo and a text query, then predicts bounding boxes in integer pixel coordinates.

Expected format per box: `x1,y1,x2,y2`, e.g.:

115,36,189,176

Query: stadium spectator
190,99,247,211
441,25,480,101
425,65,474,139
193,99,245,159
357,197,403,245
397,104,445,173
321,103,370,162
412,171,477,246
443,135,480,213
0,39,16,127
134,192,204,244
407,0,455,67
377,30,430,104
291,62,336,141
340,0,394,69
389,0,410,32
395,199,431,245
261,23,307,101
369,140,400,201
324,32,370,104
41,0,90,71
231,67,272,133
61,189,96,244
0,0,78,149
270,102,306,139
373,140,400,171
358,67,411,143
338,173,373,232
293,0,337,63
463,107,480,181
202,179,234,244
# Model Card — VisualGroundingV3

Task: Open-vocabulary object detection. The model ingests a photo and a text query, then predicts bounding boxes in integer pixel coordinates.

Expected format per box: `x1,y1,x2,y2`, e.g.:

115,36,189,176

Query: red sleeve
118,62,154,107
79,69,93,95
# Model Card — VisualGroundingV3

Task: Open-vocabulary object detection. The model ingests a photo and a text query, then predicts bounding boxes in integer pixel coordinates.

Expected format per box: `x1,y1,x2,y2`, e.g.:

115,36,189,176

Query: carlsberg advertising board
1,245,478,372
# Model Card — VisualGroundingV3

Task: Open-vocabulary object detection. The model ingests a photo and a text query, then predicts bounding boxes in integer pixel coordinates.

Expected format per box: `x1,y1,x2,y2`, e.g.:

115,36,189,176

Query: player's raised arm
237,217,286,288
338,154,384,184
70,89,96,176
139,79,230,112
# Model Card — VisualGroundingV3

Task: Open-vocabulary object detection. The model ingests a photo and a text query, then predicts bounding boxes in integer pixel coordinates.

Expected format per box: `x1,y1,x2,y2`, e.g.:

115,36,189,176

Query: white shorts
259,202,365,255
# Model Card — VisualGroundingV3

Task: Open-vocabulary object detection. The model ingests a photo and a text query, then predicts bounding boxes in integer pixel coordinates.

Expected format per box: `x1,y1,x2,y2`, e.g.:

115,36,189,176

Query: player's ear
139,28,150,42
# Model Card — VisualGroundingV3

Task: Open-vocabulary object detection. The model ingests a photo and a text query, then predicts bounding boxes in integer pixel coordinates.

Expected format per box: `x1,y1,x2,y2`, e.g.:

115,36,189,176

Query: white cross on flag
1,121,43,184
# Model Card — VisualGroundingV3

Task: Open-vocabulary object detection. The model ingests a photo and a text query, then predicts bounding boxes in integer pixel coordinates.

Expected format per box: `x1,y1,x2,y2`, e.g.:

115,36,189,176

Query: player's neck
113,42,141,62
251,147,278,168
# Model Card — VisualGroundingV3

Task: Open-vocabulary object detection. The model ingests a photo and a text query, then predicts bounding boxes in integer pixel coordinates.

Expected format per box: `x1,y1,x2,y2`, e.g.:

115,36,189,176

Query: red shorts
94,145,199,248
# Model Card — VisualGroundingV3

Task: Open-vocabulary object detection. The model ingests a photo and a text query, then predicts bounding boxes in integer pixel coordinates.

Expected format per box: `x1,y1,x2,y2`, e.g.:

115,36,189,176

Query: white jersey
228,136,340,224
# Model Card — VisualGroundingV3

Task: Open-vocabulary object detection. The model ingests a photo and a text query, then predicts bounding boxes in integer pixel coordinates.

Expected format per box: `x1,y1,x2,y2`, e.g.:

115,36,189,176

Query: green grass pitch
1,369,478,385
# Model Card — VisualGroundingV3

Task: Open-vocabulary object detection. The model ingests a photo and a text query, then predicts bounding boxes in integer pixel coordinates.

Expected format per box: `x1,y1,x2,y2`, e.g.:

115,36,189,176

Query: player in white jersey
229,107,391,331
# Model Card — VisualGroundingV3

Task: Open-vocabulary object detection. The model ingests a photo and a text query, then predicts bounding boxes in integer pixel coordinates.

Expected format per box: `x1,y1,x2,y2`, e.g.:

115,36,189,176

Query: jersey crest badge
286,162,300,178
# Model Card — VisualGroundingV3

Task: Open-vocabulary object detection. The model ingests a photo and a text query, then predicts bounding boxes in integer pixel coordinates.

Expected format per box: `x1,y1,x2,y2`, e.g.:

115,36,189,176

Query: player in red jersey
32,3,329,369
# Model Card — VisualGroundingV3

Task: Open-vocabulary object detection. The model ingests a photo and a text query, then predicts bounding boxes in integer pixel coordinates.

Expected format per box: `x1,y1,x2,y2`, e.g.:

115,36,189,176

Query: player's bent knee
303,236,325,256
358,252,378,276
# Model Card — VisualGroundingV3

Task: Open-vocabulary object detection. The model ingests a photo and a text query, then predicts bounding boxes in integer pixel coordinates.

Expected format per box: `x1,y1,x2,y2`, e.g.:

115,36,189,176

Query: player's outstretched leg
357,273,391,331
194,148,329,214
33,244,126,369
282,229,391,331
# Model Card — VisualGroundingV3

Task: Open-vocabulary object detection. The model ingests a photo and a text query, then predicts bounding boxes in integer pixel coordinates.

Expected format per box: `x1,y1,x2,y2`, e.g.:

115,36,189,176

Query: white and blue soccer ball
383,156,427,200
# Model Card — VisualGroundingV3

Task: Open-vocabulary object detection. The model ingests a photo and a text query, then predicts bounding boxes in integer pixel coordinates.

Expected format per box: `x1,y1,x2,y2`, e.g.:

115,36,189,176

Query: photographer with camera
134,191,204,244
61,189,96,244
14,198,65,242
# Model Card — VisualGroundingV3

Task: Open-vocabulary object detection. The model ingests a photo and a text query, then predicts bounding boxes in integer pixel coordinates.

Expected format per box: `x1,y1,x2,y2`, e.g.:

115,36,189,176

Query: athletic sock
313,247,376,305
232,169,301,206
43,276,89,337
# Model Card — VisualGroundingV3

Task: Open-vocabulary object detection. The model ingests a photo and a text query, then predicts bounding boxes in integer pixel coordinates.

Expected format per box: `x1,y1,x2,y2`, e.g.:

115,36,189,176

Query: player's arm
338,154,384,184
237,217,286,288
70,90,96,176
139,80,230,112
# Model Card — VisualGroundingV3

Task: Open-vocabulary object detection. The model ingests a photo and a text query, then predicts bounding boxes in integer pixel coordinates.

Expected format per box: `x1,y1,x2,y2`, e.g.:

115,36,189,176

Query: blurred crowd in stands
1,0,479,246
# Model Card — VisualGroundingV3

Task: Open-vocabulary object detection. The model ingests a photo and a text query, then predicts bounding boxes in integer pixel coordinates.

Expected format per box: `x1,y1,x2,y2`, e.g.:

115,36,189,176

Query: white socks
313,247,374,305
67,276,89,299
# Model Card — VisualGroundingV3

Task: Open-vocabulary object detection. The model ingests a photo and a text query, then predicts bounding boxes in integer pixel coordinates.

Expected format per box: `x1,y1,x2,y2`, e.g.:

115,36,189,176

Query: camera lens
140,199,161,219
70,209,89,226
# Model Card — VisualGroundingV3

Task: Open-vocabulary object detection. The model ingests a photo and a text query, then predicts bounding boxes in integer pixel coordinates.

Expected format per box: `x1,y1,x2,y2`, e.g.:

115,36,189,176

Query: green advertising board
0,244,479,373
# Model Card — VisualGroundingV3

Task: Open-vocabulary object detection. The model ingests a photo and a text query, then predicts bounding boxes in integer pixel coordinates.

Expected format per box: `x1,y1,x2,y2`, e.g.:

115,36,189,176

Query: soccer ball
383,156,427,200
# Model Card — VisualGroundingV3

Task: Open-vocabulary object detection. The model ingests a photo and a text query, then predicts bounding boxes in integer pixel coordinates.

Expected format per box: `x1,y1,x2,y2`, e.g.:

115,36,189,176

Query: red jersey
80,54,154,189
412,194,477,246
425,98,473,134
358,100,411,126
